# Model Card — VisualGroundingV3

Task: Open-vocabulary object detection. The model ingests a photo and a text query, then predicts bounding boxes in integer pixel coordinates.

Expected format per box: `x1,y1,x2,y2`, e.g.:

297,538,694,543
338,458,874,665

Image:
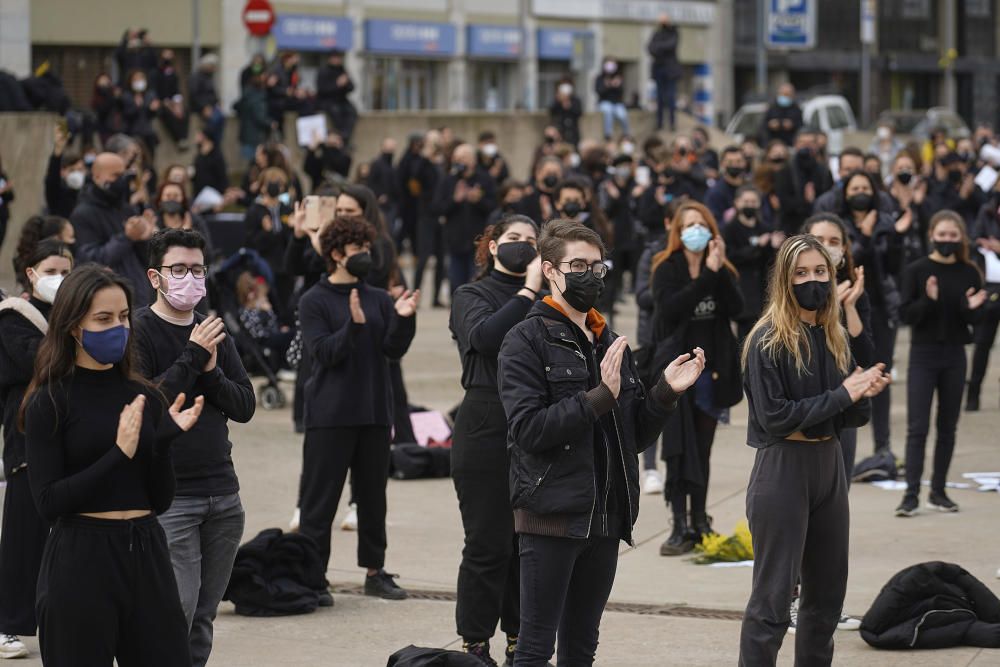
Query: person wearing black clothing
0,162,13,248
45,125,85,218
598,155,641,310
115,28,157,85
922,152,987,227
397,135,446,305
967,199,1000,411
896,211,987,517
433,143,497,295
760,83,804,147
739,235,888,667
297,216,419,602
152,49,190,148
189,55,224,144
519,157,563,226
448,215,541,665
24,266,204,666
303,133,352,192
548,80,583,147
316,50,358,142
192,131,229,198
651,202,744,556
0,240,72,660
775,131,834,236
723,186,783,341
704,147,748,224
133,230,255,667
368,138,399,225
498,220,704,666
648,13,681,131
477,131,510,187
122,70,160,157
595,58,629,140
243,167,294,317
72,152,157,307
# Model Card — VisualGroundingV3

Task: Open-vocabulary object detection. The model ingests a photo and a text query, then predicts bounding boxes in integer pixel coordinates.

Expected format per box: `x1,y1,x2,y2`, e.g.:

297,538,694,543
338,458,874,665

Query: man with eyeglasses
132,228,255,667
497,220,705,665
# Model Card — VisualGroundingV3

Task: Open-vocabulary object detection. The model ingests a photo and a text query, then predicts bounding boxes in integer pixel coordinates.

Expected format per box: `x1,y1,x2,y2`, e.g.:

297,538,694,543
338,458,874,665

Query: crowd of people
0,27,999,666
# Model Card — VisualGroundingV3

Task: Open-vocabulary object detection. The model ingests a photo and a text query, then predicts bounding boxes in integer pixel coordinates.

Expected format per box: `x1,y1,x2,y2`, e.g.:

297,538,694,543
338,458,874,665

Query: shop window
366,57,436,111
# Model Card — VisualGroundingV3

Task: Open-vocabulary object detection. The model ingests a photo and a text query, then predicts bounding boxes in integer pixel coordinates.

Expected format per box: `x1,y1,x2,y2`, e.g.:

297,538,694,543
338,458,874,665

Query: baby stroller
208,248,288,410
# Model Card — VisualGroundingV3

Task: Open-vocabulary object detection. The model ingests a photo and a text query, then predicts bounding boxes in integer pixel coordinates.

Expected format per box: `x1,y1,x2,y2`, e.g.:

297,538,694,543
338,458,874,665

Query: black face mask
266,181,283,198
561,201,583,218
103,174,130,204
160,200,184,216
725,166,745,179
542,174,559,189
796,148,814,165
450,163,466,178
345,252,373,279
896,171,913,186
934,240,959,257
496,241,537,274
739,206,759,220
559,269,604,313
947,169,963,185
792,280,830,312
847,193,873,211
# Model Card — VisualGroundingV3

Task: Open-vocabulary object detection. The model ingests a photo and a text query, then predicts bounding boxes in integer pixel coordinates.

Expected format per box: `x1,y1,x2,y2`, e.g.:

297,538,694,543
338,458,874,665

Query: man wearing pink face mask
132,228,256,666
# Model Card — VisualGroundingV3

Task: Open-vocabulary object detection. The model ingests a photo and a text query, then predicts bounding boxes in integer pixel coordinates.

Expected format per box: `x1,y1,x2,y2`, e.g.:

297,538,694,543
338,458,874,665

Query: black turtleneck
25,366,184,521
450,269,533,393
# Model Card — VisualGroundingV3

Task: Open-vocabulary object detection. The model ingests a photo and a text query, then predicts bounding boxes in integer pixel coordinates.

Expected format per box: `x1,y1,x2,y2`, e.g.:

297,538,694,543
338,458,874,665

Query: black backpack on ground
223,528,326,616
387,646,483,666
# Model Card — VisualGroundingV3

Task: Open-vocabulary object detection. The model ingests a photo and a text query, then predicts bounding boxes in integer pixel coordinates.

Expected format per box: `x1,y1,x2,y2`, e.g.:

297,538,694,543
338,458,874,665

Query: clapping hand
664,347,706,393
394,290,421,318
600,337,629,399
925,276,939,301
115,395,145,458
967,287,988,310
350,288,366,324
169,392,204,432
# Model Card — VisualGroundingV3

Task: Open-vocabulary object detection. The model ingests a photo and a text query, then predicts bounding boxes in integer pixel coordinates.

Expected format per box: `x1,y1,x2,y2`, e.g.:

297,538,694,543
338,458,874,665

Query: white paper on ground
708,560,754,568
963,472,1000,478
409,410,452,447
870,480,908,490
295,114,327,147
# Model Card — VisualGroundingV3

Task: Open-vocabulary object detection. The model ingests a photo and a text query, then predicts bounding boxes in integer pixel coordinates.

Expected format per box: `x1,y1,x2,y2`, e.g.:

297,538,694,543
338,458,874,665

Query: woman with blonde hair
651,201,744,556
739,234,889,666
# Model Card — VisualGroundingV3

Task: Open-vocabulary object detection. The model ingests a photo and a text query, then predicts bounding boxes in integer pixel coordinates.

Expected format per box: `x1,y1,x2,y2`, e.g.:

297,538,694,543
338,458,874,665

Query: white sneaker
277,369,297,382
643,469,664,495
786,597,798,635
289,507,300,533
0,635,28,659
340,504,358,531
837,613,861,631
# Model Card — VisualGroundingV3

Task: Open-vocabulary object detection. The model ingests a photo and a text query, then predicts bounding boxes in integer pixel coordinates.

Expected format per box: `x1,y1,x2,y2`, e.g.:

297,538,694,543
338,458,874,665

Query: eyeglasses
559,260,609,279
159,264,207,279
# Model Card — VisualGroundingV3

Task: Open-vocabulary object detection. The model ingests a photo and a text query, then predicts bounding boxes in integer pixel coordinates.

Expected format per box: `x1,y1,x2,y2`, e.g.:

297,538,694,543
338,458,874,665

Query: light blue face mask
777,95,792,107
278,192,291,206
681,224,712,253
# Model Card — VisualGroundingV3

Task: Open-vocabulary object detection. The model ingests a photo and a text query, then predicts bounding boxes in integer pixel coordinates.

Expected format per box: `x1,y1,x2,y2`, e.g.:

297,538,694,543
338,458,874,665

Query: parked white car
726,94,858,153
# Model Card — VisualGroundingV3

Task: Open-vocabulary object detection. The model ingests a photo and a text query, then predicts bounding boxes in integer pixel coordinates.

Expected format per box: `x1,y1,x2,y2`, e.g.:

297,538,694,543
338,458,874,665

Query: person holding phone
23,266,204,666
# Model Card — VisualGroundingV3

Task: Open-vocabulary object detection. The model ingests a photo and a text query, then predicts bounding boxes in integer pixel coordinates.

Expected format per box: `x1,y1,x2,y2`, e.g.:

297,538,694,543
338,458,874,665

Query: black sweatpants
969,284,1000,390
839,427,857,490
451,392,519,643
869,308,896,453
299,426,391,573
664,405,718,517
36,514,190,667
515,534,619,667
905,343,966,496
740,438,849,667
0,470,48,636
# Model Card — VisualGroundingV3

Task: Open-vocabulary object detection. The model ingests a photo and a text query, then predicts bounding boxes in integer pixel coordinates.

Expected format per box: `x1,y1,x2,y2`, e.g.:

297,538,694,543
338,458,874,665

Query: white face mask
603,62,617,74
824,245,844,268
482,143,498,158
876,127,891,140
65,170,86,190
34,274,64,304
568,153,581,168
558,83,573,97
621,142,635,156
133,79,147,92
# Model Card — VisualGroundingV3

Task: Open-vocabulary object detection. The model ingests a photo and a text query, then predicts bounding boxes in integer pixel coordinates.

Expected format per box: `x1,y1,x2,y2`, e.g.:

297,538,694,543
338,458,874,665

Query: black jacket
647,26,681,79
193,143,229,196
498,300,679,544
316,63,354,108
761,100,804,147
0,298,50,476
45,154,79,218
367,153,398,204
722,218,775,322
548,96,582,147
774,157,834,236
594,72,625,105
189,70,219,112
303,145,351,192
861,561,1000,650
432,168,496,255
223,528,326,617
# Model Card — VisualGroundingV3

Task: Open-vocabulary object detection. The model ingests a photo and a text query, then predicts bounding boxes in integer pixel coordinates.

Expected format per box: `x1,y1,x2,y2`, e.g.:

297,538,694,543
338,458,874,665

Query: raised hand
705,239,723,272
291,201,306,238
600,337,628,399
394,289,421,318
116,395,146,459
523,255,543,295
664,347,706,393
925,276,939,301
190,316,227,358
350,288,366,324
169,392,204,432
967,287,988,310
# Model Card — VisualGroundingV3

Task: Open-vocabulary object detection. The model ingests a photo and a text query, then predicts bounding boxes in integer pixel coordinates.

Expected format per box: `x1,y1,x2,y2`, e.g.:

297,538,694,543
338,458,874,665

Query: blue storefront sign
365,19,457,56
467,25,523,59
765,0,816,50
273,15,353,52
537,28,583,60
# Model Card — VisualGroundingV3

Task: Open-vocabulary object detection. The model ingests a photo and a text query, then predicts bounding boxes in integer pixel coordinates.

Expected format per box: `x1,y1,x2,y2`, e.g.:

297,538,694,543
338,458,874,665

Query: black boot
660,514,695,556
966,384,981,412
690,512,715,542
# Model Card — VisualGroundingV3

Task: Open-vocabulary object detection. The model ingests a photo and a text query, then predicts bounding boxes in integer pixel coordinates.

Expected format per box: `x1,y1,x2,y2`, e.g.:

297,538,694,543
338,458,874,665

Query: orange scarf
543,295,606,339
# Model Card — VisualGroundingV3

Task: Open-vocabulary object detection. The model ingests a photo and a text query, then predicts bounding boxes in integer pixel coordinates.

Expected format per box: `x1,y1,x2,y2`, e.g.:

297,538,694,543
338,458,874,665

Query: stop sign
242,0,275,37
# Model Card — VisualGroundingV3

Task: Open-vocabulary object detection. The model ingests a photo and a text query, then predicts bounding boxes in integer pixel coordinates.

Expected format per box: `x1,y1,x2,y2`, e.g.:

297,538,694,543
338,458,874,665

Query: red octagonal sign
243,0,275,37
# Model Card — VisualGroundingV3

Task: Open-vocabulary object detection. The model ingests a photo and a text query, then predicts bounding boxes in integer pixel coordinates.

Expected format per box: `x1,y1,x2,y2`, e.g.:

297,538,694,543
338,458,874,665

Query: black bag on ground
860,561,1000,649
387,646,484,666
223,528,327,617
390,444,451,480
852,448,898,483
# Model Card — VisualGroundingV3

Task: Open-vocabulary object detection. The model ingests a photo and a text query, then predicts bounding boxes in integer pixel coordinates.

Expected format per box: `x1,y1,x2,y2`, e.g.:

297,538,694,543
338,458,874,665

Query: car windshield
732,110,764,137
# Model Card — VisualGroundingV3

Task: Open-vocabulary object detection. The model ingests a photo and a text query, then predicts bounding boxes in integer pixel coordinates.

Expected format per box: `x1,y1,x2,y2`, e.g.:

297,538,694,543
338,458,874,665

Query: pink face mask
158,272,206,311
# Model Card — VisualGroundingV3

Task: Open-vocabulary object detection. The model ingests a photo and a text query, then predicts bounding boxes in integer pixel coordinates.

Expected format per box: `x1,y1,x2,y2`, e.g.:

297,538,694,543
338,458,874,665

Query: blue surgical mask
278,192,291,206
80,325,130,365
777,95,792,107
680,224,712,253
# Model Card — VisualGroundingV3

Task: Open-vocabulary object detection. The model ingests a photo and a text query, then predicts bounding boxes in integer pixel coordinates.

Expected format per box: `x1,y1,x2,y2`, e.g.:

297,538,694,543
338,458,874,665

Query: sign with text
537,28,585,60
273,14,353,52
765,0,816,50
467,25,523,59
364,19,456,56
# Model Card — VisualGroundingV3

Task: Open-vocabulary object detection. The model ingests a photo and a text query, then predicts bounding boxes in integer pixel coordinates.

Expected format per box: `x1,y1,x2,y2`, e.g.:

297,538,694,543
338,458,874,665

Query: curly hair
319,215,376,273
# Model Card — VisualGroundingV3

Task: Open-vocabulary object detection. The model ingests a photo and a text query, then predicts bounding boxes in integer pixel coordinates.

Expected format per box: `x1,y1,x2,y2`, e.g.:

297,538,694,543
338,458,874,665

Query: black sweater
0,297,51,476
25,367,183,522
132,307,256,496
44,154,79,218
298,280,416,429
449,270,533,394
900,257,984,345
743,324,870,448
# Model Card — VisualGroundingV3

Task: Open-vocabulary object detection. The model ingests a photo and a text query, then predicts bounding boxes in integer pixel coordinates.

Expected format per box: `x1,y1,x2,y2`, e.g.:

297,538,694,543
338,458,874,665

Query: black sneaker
659,517,695,556
463,640,498,666
504,635,516,666
928,490,960,513
966,390,980,412
317,590,334,607
895,494,919,517
364,570,408,600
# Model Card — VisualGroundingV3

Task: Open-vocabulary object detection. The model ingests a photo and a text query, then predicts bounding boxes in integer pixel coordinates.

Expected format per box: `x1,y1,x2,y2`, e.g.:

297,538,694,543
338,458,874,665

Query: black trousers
0,470,48,635
390,360,416,444
451,393,519,642
515,534,618,667
36,514,190,667
839,427,857,490
740,438,849,667
414,219,446,304
664,405,718,516
905,343,966,496
299,426,391,573
869,308,897,453
969,284,1000,390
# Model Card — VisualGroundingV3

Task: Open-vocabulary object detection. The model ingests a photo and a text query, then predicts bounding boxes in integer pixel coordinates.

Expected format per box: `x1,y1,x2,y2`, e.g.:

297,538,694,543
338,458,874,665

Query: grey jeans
159,493,245,667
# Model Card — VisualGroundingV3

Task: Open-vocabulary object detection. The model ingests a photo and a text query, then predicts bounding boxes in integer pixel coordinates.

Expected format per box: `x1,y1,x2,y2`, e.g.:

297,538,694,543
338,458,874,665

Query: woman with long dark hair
0,239,72,660
896,211,987,516
21,266,204,666
739,235,889,666
651,201,744,556
448,214,541,664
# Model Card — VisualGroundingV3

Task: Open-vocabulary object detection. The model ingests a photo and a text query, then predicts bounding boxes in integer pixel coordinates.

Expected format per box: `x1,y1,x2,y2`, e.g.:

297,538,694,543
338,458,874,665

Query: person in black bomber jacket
498,220,705,667
133,229,256,667
297,216,419,603
739,235,889,667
